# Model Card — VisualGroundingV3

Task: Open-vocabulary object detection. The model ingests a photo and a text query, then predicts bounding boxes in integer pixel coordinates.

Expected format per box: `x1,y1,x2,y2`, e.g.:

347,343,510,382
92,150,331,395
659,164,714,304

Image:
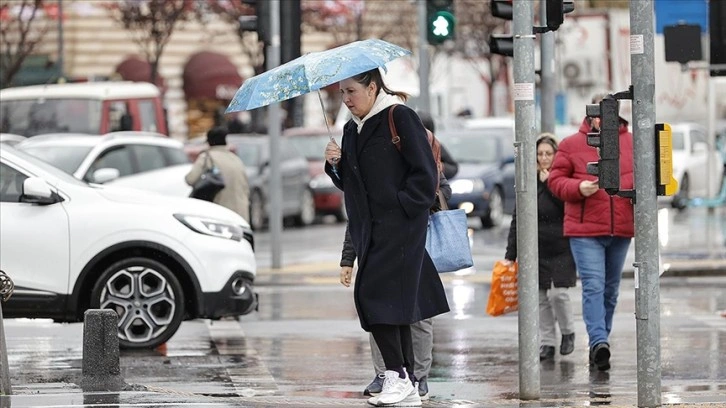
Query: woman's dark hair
536,132,558,152
350,68,409,102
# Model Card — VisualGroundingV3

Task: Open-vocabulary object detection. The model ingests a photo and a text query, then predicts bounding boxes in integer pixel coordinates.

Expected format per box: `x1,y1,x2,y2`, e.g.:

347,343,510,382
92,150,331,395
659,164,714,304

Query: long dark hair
350,68,409,102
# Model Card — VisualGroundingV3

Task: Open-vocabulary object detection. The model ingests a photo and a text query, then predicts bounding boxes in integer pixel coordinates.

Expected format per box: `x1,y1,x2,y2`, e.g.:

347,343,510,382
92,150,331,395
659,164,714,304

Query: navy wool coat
325,104,450,331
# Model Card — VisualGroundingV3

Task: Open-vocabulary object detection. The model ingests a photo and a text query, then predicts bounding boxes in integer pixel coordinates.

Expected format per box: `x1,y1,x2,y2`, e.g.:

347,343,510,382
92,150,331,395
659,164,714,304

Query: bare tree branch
0,0,51,88
107,0,195,85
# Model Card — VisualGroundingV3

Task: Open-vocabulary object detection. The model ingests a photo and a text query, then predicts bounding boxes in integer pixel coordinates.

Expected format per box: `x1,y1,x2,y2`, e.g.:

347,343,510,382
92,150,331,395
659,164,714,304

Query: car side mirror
692,142,708,154
93,168,121,184
21,177,58,205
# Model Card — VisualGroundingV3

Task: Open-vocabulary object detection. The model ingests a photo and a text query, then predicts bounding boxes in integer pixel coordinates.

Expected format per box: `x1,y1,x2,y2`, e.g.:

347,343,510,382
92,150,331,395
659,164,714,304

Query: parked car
0,146,257,349
669,123,725,202
0,133,26,146
284,127,346,222
436,124,516,228
16,132,190,190
225,134,315,230
0,81,167,136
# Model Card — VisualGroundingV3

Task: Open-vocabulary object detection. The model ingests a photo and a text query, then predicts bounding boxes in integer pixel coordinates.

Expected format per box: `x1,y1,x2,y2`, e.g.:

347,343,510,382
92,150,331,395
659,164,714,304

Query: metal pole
539,0,555,134
513,0,539,400
707,77,715,200
0,302,10,395
417,0,431,114
57,0,64,80
0,270,13,396
268,0,283,268
629,1,661,406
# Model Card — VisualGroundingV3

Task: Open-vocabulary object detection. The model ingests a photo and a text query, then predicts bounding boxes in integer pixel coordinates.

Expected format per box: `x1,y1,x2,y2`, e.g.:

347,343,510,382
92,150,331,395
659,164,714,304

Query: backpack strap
388,105,442,193
389,105,402,151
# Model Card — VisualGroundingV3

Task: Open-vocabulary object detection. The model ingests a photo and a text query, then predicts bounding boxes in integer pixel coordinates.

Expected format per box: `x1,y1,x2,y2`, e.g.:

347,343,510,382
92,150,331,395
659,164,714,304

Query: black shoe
539,345,555,361
560,333,575,355
363,373,385,396
590,343,611,371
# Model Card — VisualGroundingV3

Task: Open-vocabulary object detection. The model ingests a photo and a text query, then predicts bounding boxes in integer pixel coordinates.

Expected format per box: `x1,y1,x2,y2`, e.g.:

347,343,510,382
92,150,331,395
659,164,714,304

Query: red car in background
284,127,346,222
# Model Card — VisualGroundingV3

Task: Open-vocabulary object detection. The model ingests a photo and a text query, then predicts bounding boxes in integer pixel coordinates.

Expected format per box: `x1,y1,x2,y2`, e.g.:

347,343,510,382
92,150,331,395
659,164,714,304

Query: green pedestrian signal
427,0,456,45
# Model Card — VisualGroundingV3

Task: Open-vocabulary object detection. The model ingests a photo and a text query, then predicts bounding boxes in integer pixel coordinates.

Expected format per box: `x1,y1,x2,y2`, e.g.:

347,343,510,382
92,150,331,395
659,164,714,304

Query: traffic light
710,0,726,76
545,0,575,32
238,0,269,45
427,0,456,45
585,96,621,195
489,0,513,57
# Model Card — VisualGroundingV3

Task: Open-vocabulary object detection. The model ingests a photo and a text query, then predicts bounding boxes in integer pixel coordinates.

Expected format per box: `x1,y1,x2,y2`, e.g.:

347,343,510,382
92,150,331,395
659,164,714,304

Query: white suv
0,146,257,349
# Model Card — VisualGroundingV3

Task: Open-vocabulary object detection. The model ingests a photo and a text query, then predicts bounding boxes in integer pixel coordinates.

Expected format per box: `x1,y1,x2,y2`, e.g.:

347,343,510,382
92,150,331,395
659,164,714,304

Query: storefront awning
183,51,243,100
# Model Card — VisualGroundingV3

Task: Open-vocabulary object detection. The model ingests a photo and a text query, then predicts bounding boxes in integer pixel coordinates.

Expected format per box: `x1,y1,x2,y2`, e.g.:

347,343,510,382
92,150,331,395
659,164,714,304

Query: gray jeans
539,287,575,347
369,318,433,380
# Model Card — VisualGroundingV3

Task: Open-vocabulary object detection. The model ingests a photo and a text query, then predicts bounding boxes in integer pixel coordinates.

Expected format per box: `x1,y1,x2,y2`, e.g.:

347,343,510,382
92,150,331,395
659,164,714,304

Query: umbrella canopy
226,39,411,113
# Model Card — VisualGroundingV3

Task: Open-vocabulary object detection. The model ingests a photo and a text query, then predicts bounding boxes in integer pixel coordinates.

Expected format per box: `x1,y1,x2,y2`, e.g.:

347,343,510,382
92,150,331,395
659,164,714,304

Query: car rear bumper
201,271,258,318
313,189,343,213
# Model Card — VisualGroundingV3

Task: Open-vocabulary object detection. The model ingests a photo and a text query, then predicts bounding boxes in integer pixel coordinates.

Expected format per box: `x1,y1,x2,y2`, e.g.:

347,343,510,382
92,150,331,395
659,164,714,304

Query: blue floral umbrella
225,39,412,113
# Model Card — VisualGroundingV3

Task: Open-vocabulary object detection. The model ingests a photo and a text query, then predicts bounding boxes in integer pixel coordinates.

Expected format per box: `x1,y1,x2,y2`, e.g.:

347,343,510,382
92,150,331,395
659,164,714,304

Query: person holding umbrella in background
325,68,450,407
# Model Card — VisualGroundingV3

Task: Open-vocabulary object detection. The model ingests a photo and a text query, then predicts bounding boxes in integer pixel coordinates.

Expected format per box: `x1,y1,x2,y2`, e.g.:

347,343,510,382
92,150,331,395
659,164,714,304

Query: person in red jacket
547,94,634,372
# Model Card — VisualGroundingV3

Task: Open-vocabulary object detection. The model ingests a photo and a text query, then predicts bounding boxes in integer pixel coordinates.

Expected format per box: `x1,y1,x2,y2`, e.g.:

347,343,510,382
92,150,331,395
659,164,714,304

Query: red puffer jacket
548,118,634,238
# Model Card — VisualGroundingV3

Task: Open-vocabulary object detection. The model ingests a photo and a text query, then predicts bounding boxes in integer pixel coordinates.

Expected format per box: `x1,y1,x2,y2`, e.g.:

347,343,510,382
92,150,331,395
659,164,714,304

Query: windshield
287,135,329,160
233,143,261,168
3,146,88,187
19,145,92,174
437,130,508,164
671,131,685,151
0,98,102,136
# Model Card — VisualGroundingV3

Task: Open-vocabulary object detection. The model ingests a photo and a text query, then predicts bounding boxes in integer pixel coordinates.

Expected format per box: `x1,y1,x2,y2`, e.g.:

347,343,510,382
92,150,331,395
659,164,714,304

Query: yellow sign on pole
655,123,678,196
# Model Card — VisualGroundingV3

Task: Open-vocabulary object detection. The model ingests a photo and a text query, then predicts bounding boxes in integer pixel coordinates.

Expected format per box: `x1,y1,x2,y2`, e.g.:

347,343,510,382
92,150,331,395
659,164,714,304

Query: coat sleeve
324,161,344,190
340,222,356,267
547,140,585,202
394,106,438,218
504,205,517,261
185,152,207,186
324,125,350,191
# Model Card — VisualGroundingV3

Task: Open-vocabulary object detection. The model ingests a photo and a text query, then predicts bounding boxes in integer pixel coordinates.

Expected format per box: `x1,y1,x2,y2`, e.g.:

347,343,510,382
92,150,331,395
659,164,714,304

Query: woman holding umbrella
324,68,450,407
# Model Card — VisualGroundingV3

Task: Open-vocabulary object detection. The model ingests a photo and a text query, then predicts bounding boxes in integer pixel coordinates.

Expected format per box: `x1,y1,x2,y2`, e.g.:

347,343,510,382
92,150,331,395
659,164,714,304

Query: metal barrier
0,270,14,396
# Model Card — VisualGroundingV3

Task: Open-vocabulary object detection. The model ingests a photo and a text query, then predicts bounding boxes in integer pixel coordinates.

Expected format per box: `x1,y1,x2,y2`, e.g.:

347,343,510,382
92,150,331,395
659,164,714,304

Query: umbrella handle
318,90,341,179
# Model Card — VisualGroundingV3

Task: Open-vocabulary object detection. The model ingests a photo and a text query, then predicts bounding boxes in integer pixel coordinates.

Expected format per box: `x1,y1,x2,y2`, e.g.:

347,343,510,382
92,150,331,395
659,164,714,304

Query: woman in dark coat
324,68,449,407
504,133,577,361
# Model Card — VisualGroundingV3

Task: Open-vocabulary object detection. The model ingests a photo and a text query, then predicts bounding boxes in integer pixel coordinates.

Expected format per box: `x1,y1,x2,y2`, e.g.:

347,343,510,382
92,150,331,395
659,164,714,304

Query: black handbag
189,152,225,202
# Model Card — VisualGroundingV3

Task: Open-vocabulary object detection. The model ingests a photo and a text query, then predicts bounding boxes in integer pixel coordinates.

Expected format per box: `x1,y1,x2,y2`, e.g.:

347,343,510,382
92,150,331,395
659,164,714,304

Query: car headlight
174,214,249,242
451,179,485,194
310,173,335,189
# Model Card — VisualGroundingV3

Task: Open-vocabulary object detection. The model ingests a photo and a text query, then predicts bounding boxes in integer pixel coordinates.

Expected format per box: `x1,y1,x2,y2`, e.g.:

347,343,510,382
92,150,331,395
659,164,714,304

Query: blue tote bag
425,207,473,273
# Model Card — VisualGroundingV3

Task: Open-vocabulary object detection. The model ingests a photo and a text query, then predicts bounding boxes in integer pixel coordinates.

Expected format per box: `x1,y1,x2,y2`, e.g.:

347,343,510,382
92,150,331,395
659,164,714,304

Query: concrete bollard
80,309,126,391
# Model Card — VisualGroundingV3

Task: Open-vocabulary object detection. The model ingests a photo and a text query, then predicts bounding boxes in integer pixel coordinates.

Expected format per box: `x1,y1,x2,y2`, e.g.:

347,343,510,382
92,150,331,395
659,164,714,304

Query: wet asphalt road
2,207,726,407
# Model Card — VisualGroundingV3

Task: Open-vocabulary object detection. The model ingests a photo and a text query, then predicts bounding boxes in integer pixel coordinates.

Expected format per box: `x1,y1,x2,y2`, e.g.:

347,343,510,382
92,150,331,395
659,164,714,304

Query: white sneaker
368,386,422,407
374,370,415,406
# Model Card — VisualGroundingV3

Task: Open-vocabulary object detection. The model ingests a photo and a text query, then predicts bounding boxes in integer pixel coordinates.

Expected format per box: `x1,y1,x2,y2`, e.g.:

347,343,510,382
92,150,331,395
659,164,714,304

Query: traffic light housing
585,96,621,195
545,0,575,32
489,0,513,57
427,0,456,45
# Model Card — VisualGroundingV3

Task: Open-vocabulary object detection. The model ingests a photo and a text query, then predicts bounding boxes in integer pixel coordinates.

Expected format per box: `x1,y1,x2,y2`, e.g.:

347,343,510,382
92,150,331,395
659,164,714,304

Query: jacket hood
577,117,630,136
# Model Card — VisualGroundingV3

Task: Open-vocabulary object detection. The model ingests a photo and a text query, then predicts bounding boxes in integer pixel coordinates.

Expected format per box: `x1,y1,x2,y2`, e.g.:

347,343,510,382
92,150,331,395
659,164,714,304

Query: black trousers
370,324,415,378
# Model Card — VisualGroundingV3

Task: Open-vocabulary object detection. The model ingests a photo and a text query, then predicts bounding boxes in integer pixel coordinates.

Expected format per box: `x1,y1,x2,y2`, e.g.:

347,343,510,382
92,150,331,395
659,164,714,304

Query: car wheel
90,257,185,349
481,187,504,229
295,188,316,226
249,190,265,231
